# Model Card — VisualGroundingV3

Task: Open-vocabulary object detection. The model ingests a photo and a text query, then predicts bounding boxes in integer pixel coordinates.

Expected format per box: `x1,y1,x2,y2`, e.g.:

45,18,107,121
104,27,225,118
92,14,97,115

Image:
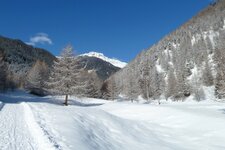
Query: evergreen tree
26,60,49,96
151,65,162,100
138,60,151,100
214,48,225,99
215,71,225,99
127,69,138,102
83,70,101,98
202,59,214,86
47,45,84,105
101,81,111,100
191,69,205,101
165,67,178,100
108,77,118,100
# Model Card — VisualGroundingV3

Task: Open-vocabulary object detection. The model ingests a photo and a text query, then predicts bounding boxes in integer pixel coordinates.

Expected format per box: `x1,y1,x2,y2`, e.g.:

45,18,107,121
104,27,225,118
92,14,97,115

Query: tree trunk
64,94,68,106
158,99,161,105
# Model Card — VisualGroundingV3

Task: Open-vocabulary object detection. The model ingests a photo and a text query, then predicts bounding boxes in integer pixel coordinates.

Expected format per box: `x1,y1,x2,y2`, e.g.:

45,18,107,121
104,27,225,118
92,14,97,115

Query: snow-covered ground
0,91,225,150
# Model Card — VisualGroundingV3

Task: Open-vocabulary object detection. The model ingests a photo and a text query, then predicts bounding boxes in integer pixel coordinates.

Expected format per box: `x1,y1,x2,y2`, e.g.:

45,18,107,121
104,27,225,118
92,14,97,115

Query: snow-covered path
0,100,56,150
0,103,38,150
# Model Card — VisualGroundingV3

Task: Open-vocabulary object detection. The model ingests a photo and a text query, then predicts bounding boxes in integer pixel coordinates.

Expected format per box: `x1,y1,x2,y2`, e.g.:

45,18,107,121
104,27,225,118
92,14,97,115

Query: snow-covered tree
100,76,118,100
26,60,49,96
47,45,85,105
214,48,225,99
127,69,138,102
150,66,162,99
101,81,110,100
153,72,165,104
138,61,151,100
97,0,225,101
82,70,102,98
165,67,178,100
174,72,191,101
107,77,118,100
191,70,205,101
215,72,225,99
202,59,214,86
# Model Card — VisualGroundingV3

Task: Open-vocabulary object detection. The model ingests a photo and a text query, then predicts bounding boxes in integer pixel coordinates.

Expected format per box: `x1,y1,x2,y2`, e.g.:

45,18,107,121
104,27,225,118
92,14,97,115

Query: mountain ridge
80,52,127,68
0,35,56,87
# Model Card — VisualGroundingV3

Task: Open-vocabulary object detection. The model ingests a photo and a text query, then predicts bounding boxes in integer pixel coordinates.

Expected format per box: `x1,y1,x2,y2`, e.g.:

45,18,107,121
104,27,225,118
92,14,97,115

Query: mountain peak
80,51,127,68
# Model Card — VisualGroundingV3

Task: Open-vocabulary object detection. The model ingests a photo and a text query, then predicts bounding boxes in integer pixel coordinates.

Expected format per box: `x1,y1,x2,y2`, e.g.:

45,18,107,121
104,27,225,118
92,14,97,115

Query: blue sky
0,0,211,62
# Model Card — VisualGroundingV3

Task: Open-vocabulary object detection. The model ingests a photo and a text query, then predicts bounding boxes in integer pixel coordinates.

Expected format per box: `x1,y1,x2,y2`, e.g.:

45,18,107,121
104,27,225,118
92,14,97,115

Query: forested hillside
0,36,56,89
0,36,122,97
105,0,225,101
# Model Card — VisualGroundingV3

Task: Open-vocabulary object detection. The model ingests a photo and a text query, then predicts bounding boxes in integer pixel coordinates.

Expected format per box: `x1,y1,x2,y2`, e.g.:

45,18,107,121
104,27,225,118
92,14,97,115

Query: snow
223,20,225,29
202,30,219,49
163,48,172,57
168,61,173,66
191,33,201,46
163,48,173,68
208,30,219,49
202,86,216,101
80,52,127,68
187,65,197,81
191,36,196,46
0,103,39,150
191,30,220,48
172,42,179,49
156,59,164,73
0,91,225,150
207,54,217,78
22,102,56,150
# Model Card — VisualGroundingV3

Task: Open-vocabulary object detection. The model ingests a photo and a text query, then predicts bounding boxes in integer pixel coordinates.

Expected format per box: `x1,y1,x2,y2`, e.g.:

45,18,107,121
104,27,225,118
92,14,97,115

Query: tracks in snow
0,103,37,150
0,102,57,150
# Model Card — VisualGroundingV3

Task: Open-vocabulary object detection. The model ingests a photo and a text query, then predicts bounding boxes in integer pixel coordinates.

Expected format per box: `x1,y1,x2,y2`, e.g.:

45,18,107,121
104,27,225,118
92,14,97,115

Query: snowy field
0,91,225,150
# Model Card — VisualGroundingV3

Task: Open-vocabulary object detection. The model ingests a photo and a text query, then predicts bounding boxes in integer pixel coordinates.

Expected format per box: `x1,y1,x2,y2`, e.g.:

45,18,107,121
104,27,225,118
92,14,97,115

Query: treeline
0,45,103,102
0,49,18,91
0,35,55,92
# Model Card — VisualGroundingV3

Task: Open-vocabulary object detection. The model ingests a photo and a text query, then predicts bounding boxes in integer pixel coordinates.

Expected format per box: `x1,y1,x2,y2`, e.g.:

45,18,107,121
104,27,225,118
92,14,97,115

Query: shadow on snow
0,90,104,111
218,109,225,115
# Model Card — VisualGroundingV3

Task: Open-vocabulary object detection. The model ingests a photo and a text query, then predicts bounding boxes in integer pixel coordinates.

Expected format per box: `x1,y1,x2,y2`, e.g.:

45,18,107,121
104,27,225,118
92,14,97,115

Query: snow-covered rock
80,52,127,68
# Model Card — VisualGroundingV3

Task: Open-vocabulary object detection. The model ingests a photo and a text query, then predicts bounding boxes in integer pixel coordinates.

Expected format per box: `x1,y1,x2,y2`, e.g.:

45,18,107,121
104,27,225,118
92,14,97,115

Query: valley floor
0,91,225,150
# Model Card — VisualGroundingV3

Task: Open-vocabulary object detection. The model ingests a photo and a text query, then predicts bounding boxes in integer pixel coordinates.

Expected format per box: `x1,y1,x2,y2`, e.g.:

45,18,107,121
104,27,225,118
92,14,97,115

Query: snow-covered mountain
75,56,120,80
80,52,127,68
57,55,120,80
0,35,56,89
